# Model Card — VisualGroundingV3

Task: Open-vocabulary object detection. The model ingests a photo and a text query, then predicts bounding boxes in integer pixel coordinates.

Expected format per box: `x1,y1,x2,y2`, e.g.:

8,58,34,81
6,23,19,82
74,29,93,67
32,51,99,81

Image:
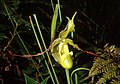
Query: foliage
51,4,59,41
83,44,120,84
0,0,120,84
24,74,50,84
24,74,38,84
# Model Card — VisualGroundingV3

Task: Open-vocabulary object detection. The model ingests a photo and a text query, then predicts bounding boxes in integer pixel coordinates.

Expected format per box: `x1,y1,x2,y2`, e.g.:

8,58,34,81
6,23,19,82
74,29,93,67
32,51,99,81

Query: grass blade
33,14,60,84
57,0,62,23
29,16,56,84
51,0,54,11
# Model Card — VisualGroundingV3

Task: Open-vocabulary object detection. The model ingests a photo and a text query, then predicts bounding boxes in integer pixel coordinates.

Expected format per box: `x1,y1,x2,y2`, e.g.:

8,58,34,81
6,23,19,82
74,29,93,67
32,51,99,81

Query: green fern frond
110,79,120,84
84,44,120,83
89,58,113,76
96,78,106,84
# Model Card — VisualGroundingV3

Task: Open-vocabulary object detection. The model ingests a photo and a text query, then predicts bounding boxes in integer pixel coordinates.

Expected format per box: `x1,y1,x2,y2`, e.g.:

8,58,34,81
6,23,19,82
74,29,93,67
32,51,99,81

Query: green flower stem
75,73,78,84
65,69,70,84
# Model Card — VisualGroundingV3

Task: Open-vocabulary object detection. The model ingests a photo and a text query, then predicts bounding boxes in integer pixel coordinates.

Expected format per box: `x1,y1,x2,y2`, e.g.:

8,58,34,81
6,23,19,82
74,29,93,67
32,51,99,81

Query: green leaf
24,74,38,84
41,76,50,84
51,4,59,41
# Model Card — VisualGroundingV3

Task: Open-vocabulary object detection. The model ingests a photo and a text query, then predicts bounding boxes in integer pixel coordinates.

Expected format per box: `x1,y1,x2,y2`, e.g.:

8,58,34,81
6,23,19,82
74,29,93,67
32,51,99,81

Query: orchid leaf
24,74,38,84
41,76,50,84
51,4,59,42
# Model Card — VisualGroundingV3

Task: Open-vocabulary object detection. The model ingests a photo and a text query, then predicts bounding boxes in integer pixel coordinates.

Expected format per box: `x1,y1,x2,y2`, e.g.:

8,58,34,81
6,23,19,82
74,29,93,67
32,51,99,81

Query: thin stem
57,0,62,23
2,2,15,28
17,34,43,80
51,0,54,11
29,16,55,84
2,1,44,81
75,73,78,84
33,14,60,84
65,69,70,84
2,23,18,52
1,1,16,53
